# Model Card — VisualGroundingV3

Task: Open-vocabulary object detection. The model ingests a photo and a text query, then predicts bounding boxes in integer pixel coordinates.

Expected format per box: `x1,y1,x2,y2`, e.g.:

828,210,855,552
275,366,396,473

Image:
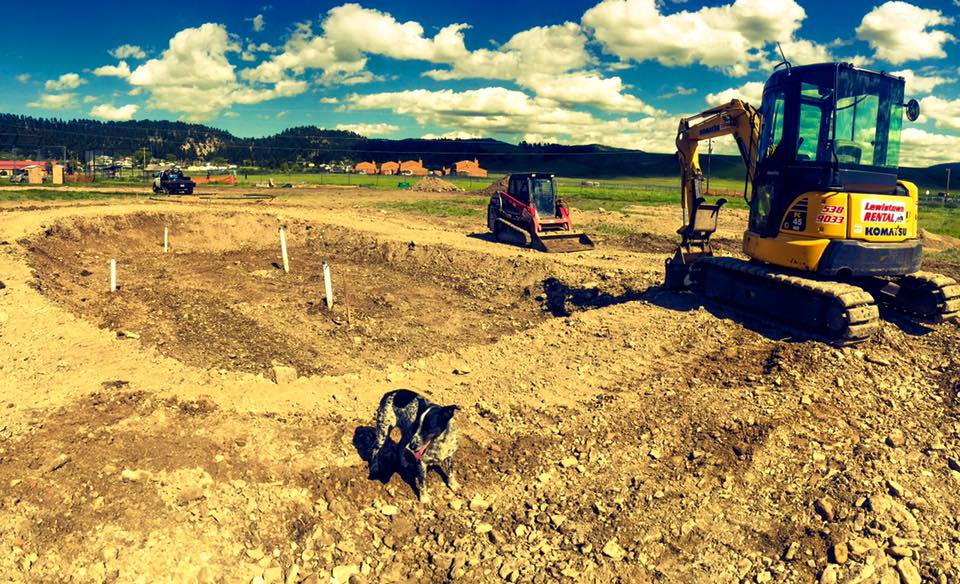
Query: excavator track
859,271,960,323
690,257,881,345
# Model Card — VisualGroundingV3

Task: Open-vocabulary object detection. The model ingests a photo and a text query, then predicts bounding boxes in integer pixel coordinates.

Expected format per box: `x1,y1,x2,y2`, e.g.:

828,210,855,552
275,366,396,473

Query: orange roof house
354,161,378,174
380,161,400,175
399,159,428,176
452,158,487,178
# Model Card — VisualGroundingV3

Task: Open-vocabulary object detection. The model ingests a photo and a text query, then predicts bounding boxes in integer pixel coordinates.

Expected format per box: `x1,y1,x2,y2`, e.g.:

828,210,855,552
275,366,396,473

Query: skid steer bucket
532,231,596,253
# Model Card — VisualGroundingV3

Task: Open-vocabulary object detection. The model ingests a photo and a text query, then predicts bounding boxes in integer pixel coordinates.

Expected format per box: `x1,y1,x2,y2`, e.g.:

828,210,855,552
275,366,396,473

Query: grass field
0,189,138,202
2,178,958,242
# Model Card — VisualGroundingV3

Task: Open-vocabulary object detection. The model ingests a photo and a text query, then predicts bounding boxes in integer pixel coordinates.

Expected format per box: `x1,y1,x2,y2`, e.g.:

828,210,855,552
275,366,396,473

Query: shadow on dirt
542,277,645,317
643,285,808,343
466,232,499,244
352,426,422,496
876,309,938,336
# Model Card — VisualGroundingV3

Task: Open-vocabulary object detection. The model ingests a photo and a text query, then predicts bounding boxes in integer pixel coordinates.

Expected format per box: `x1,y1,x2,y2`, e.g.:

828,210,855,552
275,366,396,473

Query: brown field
2,186,960,584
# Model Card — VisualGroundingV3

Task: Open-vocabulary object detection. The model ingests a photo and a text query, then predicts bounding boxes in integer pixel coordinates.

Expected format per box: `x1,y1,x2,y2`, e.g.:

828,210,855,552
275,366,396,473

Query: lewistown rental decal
861,200,906,223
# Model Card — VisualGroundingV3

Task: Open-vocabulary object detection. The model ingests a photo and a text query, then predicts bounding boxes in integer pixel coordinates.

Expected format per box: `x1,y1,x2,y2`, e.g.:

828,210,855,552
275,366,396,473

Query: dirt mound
920,227,960,252
480,175,510,197
412,176,462,192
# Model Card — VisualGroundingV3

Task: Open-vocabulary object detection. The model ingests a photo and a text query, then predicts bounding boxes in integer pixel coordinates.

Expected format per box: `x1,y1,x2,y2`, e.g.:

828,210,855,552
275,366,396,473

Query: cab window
758,89,785,162
797,83,829,162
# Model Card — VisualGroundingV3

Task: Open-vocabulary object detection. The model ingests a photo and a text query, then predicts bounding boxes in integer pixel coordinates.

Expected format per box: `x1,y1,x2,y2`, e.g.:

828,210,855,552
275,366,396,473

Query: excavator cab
745,63,923,277
750,64,908,235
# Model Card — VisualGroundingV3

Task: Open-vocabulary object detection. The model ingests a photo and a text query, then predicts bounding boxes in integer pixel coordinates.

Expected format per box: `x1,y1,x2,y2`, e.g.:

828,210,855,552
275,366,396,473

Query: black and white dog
370,389,460,502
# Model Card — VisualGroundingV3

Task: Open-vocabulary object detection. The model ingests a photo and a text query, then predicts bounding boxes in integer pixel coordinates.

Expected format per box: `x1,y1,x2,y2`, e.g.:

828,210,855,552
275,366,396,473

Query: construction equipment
153,168,196,195
665,62,960,344
486,173,595,253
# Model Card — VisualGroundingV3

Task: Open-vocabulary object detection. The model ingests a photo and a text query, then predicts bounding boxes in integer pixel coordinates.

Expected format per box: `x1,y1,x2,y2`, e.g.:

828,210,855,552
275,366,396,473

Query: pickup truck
152,169,196,194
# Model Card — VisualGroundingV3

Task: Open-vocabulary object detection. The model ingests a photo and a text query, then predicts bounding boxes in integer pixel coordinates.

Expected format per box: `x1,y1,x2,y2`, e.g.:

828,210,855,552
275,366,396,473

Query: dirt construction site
3,184,960,584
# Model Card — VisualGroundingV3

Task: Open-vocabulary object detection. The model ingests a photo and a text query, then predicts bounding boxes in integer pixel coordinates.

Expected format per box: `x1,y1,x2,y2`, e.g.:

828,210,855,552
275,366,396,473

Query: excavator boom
676,99,760,230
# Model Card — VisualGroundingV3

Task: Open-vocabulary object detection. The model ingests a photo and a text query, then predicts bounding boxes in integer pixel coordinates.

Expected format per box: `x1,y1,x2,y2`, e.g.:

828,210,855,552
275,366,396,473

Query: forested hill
0,113,955,184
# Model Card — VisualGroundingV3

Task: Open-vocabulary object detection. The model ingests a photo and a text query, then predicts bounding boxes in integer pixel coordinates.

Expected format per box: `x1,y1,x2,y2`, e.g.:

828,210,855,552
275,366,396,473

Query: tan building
399,159,428,176
380,161,400,175
452,158,487,178
354,161,378,174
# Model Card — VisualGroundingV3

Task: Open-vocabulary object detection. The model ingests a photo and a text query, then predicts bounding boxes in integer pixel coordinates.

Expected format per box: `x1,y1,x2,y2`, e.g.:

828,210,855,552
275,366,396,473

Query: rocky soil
0,191,959,584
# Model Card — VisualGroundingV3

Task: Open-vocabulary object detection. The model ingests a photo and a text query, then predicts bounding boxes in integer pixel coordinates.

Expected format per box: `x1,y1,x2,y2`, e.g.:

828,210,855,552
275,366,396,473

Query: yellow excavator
665,62,959,343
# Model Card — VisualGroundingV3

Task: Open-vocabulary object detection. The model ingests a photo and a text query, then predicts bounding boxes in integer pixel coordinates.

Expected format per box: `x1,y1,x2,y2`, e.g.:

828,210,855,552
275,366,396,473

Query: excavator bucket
532,231,596,253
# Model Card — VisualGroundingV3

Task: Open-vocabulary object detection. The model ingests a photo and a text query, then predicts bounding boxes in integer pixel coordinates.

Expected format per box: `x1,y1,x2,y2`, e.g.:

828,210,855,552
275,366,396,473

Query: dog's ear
439,405,458,422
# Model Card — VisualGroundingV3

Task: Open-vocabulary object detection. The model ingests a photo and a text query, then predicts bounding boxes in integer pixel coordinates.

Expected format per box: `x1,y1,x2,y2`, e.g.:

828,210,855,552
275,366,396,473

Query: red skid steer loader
486,173,595,253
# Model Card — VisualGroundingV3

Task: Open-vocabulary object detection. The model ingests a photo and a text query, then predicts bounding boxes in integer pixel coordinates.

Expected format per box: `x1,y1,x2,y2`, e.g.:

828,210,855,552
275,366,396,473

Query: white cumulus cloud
93,61,132,78
892,69,951,95
424,22,589,81
244,5,469,85
127,23,306,121
334,123,400,135
347,86,675,152
856,2,955,65
901,128,960,166
705,81,765,107
422,130,486,140
27,93,78,109
583,0,807,77
44,73,85,91
90,104,139,121
252,14,265,32
110,44,147,60
918,96,960,132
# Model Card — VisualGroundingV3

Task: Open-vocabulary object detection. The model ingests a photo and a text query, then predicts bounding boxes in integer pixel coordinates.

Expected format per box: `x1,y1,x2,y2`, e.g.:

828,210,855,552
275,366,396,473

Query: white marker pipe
163,226,169,253
323,262,333,309
279,227,290,273
110,259,117,293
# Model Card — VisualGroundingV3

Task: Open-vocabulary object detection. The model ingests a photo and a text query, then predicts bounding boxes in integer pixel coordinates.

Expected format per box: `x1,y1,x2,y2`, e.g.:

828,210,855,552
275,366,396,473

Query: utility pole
947,168,952,198
142,147,148,182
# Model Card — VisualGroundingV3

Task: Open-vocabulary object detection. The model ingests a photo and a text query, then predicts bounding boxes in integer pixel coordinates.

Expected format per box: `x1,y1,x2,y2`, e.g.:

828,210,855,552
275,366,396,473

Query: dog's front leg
370,423,392,475
444,457,460,492
416,460,430,503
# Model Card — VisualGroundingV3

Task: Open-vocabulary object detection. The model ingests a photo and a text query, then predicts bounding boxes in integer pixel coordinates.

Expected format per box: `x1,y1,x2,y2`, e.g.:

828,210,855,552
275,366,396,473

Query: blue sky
1,0,958,165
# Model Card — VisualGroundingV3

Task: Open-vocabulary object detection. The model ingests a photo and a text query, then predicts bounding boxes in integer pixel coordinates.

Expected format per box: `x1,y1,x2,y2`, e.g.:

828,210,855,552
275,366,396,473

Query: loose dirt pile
920,228,960,252
481,175,510,197
412,177,462,193
2,192,960,584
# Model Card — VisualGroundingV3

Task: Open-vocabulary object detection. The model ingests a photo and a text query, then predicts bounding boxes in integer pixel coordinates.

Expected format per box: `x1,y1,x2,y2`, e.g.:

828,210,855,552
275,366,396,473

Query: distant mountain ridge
0,113,955,187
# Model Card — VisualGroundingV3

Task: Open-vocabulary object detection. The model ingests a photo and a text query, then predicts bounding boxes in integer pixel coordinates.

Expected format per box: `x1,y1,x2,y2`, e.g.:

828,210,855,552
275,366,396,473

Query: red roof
0,160,56,170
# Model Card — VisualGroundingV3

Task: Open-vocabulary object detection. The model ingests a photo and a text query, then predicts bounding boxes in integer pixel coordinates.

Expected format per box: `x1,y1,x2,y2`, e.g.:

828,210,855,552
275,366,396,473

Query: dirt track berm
486,173,595,253
664,61,960,344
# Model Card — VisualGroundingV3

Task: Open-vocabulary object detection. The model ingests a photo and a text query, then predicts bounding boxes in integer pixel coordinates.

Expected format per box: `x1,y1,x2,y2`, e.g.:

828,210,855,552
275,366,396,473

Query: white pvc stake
110,259,117,293
323,262,334,309
279,227,290,273
163,226,169,253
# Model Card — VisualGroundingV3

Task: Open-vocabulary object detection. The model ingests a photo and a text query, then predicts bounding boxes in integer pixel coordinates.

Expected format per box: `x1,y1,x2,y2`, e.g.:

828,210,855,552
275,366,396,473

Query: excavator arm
665,99,761,290
676,99,761,229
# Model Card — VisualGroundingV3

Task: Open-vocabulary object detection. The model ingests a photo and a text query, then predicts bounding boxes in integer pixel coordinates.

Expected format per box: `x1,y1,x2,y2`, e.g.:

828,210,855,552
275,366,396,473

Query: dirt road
2,189,959,583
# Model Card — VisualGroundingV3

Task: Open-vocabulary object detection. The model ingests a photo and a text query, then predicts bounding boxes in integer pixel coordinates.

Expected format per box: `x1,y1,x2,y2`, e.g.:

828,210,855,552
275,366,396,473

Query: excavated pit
25,212,565,377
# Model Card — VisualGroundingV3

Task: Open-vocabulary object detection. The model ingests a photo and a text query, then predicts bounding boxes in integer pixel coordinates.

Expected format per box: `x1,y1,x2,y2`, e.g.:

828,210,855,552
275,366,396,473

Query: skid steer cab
486,173,595,253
